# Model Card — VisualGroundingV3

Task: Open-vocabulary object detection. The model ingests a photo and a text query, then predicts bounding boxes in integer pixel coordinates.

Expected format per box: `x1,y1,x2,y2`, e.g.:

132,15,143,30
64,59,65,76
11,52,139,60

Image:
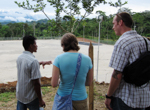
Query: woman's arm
85,67,93,86
51,65,60,87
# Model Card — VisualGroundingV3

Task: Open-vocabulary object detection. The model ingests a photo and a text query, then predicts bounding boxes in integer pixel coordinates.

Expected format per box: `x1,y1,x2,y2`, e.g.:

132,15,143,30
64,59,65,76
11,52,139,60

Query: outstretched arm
39,61,52,68
105,69,122,110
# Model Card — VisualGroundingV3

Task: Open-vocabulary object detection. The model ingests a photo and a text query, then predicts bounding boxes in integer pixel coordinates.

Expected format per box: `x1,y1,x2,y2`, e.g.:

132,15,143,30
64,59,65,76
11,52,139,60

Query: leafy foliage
0,10,150,41
14,0,126,33
109,0,127,8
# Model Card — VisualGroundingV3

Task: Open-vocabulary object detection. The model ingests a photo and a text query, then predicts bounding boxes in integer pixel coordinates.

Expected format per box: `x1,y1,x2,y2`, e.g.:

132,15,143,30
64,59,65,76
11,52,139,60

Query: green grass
42,86,51,95
0,85,106,104
99,95,105,100
1,103,7,107
0,92,16,102
0,86,57,103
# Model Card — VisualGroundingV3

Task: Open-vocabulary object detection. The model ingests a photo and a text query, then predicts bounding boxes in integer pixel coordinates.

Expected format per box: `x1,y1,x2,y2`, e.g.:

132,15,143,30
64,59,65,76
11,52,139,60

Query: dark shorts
17,98,39,110
111,97,145,110
72,98,88,110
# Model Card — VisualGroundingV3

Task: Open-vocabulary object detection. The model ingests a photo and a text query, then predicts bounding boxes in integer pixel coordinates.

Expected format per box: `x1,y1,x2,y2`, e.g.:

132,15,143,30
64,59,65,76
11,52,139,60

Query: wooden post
89,42,94,110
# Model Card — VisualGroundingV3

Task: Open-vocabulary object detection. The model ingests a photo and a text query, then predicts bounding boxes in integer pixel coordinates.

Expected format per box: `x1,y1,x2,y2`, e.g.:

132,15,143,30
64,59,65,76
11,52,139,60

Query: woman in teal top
51,33,93,110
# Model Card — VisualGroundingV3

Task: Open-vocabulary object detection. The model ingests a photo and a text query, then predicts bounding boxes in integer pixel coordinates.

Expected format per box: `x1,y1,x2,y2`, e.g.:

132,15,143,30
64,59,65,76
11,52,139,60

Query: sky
0,0,150,22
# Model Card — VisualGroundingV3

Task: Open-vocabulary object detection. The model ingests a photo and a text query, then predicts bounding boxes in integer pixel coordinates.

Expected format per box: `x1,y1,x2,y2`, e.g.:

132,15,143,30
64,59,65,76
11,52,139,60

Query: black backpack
123,37,150,87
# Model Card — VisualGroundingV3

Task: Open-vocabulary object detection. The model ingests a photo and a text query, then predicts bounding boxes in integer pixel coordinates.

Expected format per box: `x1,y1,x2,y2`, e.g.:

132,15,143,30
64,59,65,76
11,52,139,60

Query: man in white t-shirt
16,35,52,110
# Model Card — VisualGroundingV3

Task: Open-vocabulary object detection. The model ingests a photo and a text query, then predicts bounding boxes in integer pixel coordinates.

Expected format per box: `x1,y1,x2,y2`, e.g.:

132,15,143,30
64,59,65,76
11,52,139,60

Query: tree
142,11,150,37
96,10,106,17
0,25,11,37
117,7,132,15
14,0,125,33
0,23,2,29
48,19,59,37
132,13,145,35
109,0,128,11
7,23,15,37
82,20,86,40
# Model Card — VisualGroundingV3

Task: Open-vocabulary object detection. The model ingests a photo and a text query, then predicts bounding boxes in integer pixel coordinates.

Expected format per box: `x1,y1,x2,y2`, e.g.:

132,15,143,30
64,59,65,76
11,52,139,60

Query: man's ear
29,44,33,50
119,20,124,26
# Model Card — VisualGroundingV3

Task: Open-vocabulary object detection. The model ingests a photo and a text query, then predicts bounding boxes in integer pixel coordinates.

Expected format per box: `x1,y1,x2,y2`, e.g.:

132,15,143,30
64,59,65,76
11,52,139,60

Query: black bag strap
139,37,148,54
143,37,148,52
141,37,149,88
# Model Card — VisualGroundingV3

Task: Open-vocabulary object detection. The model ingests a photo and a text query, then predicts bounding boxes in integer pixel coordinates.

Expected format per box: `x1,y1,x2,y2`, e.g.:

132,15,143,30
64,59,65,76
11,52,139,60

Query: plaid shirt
109,30,150,108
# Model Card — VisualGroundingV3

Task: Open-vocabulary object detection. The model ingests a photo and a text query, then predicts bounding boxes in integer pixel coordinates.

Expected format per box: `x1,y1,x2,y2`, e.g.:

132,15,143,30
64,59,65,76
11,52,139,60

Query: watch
105,94,113,99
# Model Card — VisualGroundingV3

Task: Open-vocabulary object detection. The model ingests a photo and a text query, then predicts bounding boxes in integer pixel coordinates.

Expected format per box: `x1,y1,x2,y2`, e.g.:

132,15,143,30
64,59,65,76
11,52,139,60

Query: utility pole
23,24,25,37
96,15,103,82
33,21,36,36
83,25,85,41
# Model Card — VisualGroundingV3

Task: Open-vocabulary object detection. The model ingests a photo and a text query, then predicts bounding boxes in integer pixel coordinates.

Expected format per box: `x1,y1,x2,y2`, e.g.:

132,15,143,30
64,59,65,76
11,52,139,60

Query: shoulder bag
52,53,82,110
123,37,150,87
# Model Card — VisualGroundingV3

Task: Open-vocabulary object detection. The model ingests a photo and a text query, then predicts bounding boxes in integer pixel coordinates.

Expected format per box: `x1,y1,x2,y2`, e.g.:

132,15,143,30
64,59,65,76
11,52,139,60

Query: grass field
0,81,109,110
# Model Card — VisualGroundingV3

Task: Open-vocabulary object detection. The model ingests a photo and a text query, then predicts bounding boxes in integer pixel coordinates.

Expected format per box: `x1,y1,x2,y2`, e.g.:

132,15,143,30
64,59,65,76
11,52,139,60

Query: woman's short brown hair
61,33,80,52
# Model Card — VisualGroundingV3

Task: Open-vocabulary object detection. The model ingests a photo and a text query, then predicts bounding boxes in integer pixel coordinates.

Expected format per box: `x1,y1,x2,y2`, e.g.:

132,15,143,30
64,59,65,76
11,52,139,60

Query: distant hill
29,19,49,24
0,21,17,25
0,19,49,25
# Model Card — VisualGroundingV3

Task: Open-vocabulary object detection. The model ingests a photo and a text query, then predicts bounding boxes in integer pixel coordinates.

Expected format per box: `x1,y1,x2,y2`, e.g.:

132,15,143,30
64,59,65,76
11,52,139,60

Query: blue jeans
111,97,145,110
17,98,39,110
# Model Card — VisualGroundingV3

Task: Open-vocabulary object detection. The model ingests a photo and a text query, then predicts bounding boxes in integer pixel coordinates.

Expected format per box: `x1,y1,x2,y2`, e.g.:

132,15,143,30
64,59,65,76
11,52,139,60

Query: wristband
105,94,113,99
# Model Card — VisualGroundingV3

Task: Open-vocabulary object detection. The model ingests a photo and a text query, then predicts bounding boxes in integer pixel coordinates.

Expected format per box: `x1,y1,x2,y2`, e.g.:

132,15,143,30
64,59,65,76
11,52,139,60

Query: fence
0,37,116,45
0,36,62,41
84,38,116,45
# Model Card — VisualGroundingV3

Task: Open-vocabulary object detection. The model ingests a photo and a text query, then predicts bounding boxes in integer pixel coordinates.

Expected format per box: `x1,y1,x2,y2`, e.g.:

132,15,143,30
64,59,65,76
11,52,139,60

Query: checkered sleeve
109,45,129,72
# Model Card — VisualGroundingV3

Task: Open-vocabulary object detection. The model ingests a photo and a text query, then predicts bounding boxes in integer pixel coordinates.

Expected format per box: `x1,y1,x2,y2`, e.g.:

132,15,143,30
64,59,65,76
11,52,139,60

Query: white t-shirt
16,51,41,104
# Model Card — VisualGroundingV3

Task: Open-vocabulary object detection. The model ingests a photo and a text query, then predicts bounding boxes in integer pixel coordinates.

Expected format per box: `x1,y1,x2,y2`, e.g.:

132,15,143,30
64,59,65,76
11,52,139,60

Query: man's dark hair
116,12,133,28
23,36,36,50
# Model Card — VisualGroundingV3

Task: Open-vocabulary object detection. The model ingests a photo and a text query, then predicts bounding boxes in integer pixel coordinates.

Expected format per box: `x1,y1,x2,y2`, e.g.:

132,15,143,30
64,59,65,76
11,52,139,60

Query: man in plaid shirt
105,12,150,110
